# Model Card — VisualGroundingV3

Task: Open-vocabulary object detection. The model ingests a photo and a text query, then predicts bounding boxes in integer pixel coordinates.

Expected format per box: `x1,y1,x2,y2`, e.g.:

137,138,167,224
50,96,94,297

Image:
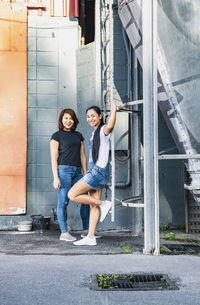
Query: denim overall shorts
83,139,109,190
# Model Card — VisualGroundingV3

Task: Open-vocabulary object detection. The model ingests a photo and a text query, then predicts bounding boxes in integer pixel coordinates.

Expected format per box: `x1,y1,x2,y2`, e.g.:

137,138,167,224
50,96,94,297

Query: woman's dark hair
58,108,79,131
86,106,104,163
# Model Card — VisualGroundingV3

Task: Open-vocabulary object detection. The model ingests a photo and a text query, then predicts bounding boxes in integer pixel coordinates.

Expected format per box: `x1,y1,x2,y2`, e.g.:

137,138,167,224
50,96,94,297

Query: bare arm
50,139,60,190
103,104,117,136
80,141,87,175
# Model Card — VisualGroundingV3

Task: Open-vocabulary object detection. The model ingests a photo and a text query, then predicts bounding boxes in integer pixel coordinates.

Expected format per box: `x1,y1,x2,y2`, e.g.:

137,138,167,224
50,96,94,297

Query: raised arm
80,141,87,175
103,104,117,136
50,139,60,190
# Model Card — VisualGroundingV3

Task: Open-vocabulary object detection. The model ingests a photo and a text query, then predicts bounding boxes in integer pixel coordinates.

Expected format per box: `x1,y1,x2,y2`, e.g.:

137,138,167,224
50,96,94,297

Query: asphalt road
0,254,200,305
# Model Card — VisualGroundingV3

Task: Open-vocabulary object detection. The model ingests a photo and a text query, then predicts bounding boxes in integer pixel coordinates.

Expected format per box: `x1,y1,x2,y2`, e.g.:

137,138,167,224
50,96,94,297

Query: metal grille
189,203,200,234
91,273,178,291
164,244,200,255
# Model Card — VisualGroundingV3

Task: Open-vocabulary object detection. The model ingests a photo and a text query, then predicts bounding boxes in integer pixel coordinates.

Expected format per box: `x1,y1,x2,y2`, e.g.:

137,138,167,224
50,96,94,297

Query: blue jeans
57,165,90,233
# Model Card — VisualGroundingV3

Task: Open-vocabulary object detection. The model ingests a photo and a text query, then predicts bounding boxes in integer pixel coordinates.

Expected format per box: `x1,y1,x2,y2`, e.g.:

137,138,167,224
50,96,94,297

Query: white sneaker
100,200,112,222
81,231,102,239
73,236,97,246
60,232,76,242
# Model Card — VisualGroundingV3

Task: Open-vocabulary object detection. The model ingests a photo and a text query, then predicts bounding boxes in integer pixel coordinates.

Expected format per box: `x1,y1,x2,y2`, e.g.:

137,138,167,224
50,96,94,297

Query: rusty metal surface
0,2,27,215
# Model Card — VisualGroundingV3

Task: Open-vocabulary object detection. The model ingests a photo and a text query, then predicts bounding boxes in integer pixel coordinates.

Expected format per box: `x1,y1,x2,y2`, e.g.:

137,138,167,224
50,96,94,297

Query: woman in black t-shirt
50,109,89,242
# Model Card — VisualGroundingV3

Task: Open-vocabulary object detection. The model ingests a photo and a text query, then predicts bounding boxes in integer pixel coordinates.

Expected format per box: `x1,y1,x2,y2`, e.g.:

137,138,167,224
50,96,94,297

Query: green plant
120,243,132,254
177,224,185,230
165,232,177,240
160,246,171,254
161,224,169,231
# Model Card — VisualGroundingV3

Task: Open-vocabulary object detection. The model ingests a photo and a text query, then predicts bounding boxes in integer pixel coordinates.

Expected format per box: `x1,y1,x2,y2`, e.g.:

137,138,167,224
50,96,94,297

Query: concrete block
28,66,36,80
27,17,37,28
38,192,57,205
28,37,36,51
36,136,51,150
27,178,36,192
37,109,57,123
37,52,57,66
36,164,52,178
37,37,57,51
37,122,57,136
28,136,37,150
88,87,96,101
37,66,57,80
28,95,37,107
37,95,58,108
58,94,77,109
78,76,89,89
28,108,37,122
28,80,36,94
58,28,79,50
28,122,38,136
27,28,36,37
37,81,57,94
37,29,57,38
36,178,53,192
37,150,51,165
27,164,37,178
27,149,37,164
26,192,36,208
28,52,36,66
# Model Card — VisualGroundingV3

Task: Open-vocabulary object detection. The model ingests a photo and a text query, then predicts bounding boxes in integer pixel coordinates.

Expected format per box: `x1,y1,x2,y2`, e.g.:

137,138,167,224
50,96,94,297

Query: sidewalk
0,229,199,256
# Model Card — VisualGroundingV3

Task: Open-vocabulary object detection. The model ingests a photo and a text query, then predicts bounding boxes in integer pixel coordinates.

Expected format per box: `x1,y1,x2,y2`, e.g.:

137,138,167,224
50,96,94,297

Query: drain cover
91,273,178,291
164,244,200,254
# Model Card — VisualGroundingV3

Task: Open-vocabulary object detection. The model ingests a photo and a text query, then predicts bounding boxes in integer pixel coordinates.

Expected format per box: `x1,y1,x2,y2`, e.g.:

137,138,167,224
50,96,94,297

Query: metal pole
132,50,143,235
109,0,115,221
143,0,159,255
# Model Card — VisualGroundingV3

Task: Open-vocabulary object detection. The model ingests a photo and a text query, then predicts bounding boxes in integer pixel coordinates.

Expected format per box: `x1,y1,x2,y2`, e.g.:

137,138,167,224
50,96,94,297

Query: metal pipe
159,154,200,160
131,49,143,235
109,0,115,222
143,0,159,255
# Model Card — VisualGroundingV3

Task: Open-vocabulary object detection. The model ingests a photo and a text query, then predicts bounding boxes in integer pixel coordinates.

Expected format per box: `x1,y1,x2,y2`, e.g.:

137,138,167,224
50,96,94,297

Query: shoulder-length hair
58,108,79,131
86,106,104,163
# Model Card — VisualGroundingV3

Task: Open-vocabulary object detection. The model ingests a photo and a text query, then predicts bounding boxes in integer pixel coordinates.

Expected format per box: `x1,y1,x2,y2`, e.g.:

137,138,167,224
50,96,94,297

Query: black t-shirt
51,130,84,166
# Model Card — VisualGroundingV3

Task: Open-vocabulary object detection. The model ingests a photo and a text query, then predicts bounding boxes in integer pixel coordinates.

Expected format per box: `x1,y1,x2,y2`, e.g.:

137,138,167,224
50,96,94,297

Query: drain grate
90,273,178,291
164,244,200,254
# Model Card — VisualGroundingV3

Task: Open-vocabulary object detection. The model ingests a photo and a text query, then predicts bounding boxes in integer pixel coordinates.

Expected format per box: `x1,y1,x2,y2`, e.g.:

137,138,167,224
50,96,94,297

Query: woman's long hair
86,106,104,163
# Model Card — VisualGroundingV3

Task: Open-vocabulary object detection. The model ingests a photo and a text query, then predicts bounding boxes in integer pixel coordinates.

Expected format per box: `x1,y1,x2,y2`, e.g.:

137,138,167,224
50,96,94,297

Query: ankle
88,234,95,238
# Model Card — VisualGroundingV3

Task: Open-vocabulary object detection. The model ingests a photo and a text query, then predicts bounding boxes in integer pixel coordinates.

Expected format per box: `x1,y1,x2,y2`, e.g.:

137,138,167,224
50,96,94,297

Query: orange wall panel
0,3,27,215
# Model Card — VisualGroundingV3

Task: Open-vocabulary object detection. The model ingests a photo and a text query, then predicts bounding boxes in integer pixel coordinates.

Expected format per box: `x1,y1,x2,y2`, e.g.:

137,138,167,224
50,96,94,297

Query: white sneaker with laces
73,235,97,246
100,200,112,222
60,232,76,242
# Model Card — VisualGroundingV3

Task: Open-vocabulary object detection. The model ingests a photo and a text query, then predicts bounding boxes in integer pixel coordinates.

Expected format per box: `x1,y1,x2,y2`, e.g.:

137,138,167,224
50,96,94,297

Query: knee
68,190,74,201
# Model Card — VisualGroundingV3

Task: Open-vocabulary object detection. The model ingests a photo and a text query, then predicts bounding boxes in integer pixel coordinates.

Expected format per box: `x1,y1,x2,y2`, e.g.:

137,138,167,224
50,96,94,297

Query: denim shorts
83,164,109,190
